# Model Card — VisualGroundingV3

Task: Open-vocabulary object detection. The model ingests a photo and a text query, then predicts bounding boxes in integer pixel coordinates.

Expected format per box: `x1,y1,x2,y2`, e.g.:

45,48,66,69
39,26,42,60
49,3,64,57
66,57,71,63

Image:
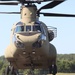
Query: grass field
24,73,75,75
0,73,75,75
0,72,75,75
57,73,75,75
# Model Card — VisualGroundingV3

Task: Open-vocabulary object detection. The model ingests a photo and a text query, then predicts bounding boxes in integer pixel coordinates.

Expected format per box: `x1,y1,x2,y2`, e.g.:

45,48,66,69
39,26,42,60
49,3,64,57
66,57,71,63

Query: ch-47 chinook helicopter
1,0,75,75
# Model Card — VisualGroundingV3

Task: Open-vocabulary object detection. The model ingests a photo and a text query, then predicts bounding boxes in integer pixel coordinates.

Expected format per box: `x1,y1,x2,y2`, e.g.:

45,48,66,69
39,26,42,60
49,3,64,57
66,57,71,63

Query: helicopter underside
5,43,57,69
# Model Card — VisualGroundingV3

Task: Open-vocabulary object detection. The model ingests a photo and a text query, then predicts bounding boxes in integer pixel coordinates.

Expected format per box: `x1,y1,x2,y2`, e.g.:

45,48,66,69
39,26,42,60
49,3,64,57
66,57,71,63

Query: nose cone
16,32,41,45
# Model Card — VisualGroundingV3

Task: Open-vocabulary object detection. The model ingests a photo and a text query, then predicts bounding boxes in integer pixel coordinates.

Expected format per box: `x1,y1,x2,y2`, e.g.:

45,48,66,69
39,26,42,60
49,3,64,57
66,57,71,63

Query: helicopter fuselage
4,5,57,69
5,21,56,69
2,0,74,75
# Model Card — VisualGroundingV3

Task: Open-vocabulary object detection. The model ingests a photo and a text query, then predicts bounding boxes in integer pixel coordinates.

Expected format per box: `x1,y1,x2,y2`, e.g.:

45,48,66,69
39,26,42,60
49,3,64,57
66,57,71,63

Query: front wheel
4,66,18,75
49,64,57,75
4,66,10,75
52,64,57,75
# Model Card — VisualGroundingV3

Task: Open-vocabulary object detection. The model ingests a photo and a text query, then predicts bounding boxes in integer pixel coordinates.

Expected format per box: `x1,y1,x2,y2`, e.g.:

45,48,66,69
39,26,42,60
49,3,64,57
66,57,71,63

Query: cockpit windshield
15,22,24,33
15,26,24,33
14,22,42,33
15,25,41,33
26,26,31,31
26,25,41,32
33,25,41,32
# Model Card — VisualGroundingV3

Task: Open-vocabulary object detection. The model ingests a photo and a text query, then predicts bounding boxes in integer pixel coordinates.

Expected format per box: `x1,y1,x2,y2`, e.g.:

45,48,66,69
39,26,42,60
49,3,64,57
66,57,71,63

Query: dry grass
57,73,75,75
47,73,75,75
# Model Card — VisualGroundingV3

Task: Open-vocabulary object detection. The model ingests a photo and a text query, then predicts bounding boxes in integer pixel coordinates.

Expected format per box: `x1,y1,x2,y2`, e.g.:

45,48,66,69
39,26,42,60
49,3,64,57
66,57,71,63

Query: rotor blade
38,0,65,12
17,0,52,3
40,12,75,17
0,1,19,5
0,12,20,14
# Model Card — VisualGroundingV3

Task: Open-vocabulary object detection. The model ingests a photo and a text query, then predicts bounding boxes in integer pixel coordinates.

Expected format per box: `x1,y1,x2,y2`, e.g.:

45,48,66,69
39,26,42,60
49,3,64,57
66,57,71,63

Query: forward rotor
0,0,75,17
0,12,20,14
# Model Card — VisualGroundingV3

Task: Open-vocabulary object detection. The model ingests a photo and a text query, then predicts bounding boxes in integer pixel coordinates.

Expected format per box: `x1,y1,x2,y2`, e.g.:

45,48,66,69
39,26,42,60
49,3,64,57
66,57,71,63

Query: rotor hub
21,5,37,24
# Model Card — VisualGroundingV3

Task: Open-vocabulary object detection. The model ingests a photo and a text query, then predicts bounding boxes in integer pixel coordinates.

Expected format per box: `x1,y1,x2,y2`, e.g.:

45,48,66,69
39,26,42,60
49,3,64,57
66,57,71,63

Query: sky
0,0,75,56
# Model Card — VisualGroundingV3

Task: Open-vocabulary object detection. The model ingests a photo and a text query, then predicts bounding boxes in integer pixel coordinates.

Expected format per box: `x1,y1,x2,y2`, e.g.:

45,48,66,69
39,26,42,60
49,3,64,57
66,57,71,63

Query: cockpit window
33,25,41,32
26,26,31,31
14,22,42,33
15,26,24,33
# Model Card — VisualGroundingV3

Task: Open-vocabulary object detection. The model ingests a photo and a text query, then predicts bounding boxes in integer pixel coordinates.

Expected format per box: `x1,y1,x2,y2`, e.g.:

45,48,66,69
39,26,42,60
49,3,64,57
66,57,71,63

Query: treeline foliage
57,54,75,73
0,54,75,74
0,56,8,74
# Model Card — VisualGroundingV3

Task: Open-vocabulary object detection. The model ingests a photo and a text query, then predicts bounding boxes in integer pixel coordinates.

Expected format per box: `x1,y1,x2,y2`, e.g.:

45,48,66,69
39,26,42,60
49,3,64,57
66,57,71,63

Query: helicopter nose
15,32,42,45
32,34,46,48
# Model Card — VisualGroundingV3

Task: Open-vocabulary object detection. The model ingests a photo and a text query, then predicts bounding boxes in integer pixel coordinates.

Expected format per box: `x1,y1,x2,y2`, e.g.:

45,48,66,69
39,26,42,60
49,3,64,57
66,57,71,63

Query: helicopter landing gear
49,64,57,75
29,65,35,75
27,68,34,75
4,66,19,75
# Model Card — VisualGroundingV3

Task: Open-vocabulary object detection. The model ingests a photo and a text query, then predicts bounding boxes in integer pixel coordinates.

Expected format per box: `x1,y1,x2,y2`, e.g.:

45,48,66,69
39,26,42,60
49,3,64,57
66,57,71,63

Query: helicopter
0,0,75,75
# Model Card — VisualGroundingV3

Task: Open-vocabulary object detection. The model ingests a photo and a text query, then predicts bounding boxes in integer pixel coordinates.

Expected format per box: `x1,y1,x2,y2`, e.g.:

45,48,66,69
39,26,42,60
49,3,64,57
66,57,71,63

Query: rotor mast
21,4,37,24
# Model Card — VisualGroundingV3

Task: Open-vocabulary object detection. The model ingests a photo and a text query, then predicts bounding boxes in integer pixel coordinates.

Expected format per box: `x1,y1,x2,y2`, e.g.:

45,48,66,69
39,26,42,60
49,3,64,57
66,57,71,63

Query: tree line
0,54,75,74
57,54,75,73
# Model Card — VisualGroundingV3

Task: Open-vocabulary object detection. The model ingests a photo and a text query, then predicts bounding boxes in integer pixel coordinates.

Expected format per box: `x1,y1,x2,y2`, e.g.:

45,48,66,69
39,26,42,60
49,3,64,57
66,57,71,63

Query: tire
10,66,17,75
52,64,57,75
49,65,52,74
5,66,10,75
